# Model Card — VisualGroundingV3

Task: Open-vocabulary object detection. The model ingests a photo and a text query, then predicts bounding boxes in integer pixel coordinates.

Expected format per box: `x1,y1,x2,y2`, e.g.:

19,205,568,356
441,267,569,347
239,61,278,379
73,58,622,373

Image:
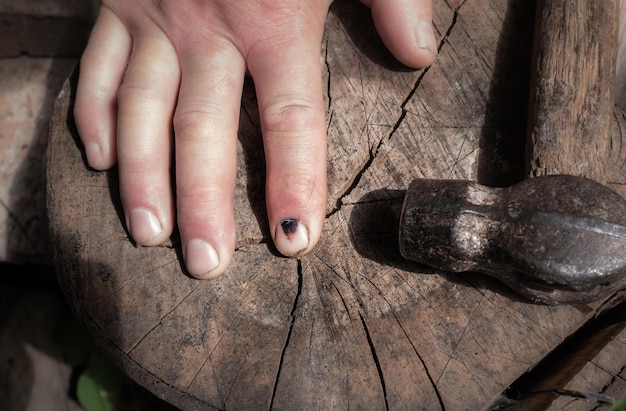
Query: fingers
74,6,131,169
248,34,328,258
365,0,438,68
173,45,246,279
115,30,181,247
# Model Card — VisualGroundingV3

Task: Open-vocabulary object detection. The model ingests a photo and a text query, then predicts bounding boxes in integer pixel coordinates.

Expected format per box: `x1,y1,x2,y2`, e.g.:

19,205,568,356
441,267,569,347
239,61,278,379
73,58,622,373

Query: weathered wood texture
527,0,618,182
488,298,626,410
547,327,626,410
47,0,626,409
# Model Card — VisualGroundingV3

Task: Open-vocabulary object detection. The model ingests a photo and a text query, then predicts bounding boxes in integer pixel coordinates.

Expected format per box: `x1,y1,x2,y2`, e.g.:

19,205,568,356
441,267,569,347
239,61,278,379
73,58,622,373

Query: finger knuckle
262,99,323,135
117,81,163,106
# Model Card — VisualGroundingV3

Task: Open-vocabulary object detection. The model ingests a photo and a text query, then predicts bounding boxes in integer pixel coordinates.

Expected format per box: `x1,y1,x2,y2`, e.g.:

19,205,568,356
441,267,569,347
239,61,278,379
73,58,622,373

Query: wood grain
527,0,618,182
47,0,626,409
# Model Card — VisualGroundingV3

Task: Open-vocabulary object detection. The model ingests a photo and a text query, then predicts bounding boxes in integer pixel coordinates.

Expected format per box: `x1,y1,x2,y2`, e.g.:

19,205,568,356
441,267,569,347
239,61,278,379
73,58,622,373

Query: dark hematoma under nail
281,219,299,237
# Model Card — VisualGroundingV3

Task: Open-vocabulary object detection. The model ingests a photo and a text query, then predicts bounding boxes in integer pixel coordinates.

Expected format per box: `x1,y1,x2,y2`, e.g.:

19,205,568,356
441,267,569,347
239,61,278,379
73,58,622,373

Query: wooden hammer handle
527,0,619,183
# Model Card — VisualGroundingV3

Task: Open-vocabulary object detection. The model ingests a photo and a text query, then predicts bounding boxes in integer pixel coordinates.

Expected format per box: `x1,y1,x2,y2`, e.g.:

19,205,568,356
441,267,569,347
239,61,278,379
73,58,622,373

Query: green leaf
613,394,626,411
77,350,125,411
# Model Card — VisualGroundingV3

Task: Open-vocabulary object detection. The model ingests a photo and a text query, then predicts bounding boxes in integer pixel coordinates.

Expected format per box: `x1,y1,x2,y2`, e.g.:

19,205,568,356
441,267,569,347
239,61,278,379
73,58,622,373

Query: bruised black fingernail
275,219,310,257
281,218,299,239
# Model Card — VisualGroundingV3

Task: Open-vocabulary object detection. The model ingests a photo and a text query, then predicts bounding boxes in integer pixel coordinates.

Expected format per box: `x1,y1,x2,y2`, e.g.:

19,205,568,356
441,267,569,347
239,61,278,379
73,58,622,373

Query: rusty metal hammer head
399,175,626,305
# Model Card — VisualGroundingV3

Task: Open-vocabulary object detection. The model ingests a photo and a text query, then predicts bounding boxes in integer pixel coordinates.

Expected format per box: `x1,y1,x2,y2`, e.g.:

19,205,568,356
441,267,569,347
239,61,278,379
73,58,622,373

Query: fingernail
184,239,220,277
84,141,101,167
274,219,310,257
128,208,163,244
417,20,438,55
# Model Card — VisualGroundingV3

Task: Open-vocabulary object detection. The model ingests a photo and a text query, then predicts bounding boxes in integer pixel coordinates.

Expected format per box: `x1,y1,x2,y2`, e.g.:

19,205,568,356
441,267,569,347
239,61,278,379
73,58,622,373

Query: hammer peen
398,0,626,304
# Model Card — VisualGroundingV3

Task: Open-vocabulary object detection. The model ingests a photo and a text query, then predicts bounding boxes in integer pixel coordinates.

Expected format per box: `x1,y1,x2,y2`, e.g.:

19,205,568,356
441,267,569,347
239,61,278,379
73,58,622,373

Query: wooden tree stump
47,0,626,409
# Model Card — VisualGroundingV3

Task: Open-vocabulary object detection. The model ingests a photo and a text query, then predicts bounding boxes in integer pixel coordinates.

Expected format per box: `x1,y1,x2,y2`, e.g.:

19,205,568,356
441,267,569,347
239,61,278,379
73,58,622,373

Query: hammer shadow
347,189,526,302
348,0,536,302
476,0,535,186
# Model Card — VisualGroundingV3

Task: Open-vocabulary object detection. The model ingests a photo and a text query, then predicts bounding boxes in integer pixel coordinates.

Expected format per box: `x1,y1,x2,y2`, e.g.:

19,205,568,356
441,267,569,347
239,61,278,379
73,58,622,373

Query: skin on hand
73,0,436,279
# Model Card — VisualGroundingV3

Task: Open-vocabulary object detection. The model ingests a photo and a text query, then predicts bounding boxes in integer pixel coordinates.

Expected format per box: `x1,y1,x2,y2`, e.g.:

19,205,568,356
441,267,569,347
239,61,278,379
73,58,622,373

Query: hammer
398,0,626,304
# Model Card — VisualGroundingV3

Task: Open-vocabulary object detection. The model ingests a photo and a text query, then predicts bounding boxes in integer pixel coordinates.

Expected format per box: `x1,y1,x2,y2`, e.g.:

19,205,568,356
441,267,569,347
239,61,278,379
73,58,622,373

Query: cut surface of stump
47,0,626,409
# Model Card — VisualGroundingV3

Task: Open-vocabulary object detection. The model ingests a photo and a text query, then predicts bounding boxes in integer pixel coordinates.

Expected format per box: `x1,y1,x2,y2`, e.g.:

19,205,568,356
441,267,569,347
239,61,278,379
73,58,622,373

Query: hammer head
399,175,626,304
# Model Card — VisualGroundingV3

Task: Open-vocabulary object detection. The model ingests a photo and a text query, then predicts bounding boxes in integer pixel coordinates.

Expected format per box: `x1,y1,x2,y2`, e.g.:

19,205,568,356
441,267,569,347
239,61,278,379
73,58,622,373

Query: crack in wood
490,299,626,410
447,137,467,179
590,360,614,379
78,304,224,410
314,253,371,324
485,301,556,350
356,268,394,306
326,108,335,136
325,37,332,112
223,354,248,408
234,237,269,250
359,312,389,410
436,287,487,384
90,258,180,306
207,357,225,409
444,0,468,11
178,265,275,404
342,195,405,206
458,357,492,402
390,7,461,126
392,310,446,410
138,359,223,411
340,259,371,314
363,71,387,148
325,9,461,219
552,389,615,404
392,268,429,301
269,258,303,409
598,364,626,397
326,152,374,217
127,280,203,355
470,324,534,367
185,330,228,398
329,278,353,320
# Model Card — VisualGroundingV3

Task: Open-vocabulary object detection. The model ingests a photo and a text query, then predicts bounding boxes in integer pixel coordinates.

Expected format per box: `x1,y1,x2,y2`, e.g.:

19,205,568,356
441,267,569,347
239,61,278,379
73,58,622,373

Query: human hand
73,0,437,279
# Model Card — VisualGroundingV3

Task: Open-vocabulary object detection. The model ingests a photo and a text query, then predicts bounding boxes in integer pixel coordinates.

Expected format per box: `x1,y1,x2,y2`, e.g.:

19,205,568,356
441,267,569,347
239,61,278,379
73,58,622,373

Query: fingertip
270,201,325,258
83,141,103,169
414,20,438,66
370,0,438,69
183,239,232,279
81,137,116,171
73,77,117,170
74,6,129,170
126,208,170,246
265,171,326,258
274,219,311,257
